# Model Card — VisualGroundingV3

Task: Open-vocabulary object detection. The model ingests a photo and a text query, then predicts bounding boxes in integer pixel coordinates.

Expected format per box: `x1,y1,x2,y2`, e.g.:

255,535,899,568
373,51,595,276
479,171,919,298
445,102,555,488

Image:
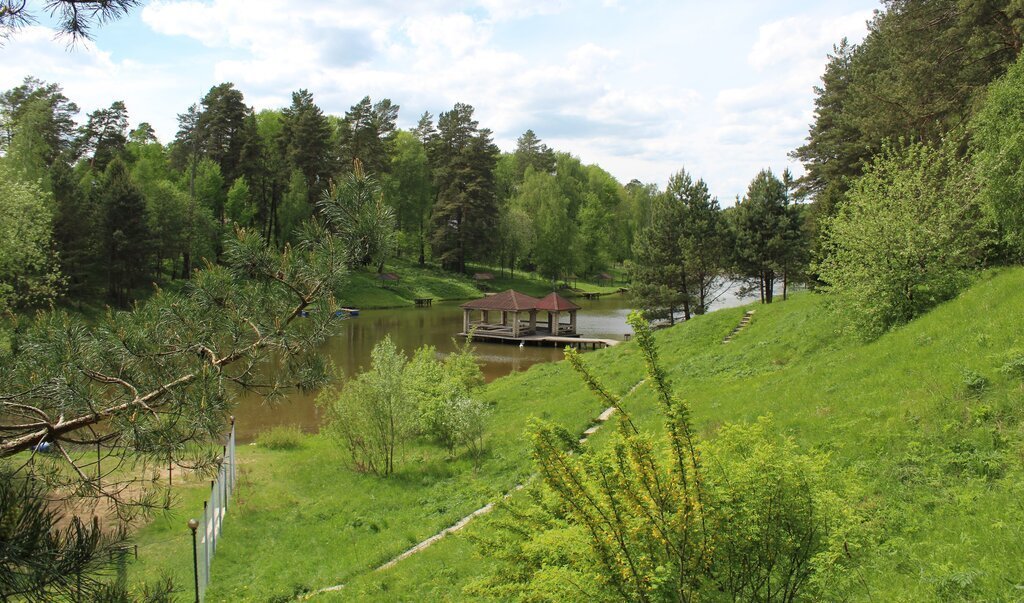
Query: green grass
129,268,1024,601
336,259,624,309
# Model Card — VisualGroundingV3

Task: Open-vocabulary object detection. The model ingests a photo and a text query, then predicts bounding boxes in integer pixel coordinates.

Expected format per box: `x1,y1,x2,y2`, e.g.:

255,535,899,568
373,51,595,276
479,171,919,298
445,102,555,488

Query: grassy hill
336,260,623,309
129,268,1024,601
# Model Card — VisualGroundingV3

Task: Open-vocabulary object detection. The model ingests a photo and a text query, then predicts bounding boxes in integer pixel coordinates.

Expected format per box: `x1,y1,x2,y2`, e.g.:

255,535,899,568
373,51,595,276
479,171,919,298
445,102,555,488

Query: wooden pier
459,331,620,350
414,297,433,307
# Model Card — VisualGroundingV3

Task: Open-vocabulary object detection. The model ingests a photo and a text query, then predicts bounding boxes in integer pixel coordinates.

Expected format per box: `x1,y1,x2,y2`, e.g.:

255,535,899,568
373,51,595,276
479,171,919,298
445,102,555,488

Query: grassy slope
343,268,1024,602
130,268,1024,602
337,260,622,309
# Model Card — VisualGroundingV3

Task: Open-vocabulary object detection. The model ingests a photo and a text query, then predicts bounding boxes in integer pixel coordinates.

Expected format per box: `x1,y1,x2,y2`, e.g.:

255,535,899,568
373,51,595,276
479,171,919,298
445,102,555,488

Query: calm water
232,284,765,441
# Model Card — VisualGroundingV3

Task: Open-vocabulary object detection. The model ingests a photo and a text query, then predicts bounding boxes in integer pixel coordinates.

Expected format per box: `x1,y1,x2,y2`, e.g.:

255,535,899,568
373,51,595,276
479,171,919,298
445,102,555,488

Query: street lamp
188,518,200,603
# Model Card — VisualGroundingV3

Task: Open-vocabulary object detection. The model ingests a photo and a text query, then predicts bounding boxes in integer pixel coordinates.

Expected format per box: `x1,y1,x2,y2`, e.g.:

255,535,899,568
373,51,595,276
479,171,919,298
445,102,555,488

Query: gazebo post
463,308,470,333
513,311,520,337
529,310,537,334
502,311,508,327
569,310,577,335
483,310,489,324
553,311,561,335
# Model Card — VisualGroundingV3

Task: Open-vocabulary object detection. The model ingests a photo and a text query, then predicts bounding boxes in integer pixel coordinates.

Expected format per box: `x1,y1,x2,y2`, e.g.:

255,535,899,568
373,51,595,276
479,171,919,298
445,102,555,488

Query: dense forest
0,72,818,324
4,0,1024,600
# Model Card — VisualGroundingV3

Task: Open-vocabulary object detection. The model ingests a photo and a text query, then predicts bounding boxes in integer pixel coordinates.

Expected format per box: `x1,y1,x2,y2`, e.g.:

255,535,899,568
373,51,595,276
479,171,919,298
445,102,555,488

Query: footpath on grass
302,377,649,600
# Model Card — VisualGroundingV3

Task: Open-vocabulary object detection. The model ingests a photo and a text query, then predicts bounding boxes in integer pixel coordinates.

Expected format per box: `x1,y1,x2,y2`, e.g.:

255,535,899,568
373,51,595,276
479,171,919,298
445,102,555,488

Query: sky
1,0,878,201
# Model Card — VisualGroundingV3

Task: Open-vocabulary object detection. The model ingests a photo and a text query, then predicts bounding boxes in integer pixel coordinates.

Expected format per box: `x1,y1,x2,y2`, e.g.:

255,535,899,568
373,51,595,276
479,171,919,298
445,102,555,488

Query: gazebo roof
536,292,581,312
461,289,541,311
596,272,614,280
472,272,495,281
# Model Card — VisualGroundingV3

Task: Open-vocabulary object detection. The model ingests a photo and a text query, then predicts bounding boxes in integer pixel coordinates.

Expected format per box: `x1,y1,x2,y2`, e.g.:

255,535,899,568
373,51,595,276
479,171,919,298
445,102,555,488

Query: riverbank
336,260,625,309
128,267,1024,601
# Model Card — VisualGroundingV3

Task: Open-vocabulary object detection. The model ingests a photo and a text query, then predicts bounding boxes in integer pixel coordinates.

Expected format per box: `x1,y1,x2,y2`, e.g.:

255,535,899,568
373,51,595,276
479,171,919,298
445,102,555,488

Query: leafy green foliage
971,52,1024,254
407,339,488,457
0,163,62,311
816,140,985,337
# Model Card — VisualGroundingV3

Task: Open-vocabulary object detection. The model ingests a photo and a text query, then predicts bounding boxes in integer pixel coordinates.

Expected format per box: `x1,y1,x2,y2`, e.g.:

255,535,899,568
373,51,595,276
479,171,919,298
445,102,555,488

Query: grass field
129,267,1024,601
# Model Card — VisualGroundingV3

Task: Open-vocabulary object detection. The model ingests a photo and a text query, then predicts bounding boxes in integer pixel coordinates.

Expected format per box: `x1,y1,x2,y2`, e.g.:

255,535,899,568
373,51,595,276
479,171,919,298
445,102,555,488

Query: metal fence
194,418,236,602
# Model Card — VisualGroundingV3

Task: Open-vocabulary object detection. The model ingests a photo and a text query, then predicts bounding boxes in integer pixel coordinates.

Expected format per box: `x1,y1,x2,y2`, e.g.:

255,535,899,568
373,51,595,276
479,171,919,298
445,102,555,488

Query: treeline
0,78,652,310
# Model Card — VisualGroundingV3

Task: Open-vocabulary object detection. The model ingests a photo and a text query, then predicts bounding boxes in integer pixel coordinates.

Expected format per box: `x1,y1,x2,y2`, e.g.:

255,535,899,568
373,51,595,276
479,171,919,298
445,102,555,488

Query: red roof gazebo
460,290,580,338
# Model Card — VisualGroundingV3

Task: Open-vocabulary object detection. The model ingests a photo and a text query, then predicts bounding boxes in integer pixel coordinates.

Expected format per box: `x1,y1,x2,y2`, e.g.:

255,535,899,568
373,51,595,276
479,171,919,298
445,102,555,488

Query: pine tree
198,83,251,186
280,89,334,205
427,103,498,272
338,95,399,177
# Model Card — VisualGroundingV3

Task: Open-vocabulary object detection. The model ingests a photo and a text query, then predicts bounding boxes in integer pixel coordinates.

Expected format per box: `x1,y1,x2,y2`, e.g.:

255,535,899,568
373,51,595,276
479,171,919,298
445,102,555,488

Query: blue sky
2,0,878,200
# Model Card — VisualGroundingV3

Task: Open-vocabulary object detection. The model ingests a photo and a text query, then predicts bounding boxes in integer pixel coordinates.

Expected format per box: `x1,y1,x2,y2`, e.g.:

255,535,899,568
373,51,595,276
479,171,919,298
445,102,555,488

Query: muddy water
232,285,764,441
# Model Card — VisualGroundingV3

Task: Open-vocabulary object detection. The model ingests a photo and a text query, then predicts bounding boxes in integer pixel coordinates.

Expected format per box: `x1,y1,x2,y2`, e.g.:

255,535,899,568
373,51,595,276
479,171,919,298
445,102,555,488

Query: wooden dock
414,297,433,307
459,332,620,349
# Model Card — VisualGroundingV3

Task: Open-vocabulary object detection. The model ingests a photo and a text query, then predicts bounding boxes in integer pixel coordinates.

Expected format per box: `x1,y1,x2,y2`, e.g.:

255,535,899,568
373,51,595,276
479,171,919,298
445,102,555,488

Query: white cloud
4,1,879,201
0,26,191,140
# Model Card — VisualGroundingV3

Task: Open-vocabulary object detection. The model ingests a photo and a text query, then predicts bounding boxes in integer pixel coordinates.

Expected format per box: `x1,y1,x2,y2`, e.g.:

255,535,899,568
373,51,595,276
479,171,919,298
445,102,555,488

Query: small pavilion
460,289,580,340
536,291,581,336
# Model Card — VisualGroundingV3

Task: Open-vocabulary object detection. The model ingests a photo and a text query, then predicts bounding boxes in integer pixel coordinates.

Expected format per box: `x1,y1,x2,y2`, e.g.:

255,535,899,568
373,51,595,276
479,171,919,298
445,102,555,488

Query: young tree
322,336,416,476
817,140,985,337
629,187,689,324
406,340,488,458
630,169,726,323
677,174,730,314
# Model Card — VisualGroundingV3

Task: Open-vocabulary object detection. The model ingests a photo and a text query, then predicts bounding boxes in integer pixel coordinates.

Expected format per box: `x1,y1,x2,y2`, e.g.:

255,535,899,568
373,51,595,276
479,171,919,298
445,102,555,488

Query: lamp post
188,518,200,603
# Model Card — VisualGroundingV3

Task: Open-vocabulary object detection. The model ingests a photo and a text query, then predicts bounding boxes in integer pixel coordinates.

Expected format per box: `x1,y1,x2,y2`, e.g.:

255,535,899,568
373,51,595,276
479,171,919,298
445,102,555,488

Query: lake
232,283,765,441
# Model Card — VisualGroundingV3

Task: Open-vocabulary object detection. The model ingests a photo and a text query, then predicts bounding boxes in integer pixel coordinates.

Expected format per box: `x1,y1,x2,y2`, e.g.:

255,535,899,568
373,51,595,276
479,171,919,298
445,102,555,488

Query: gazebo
460,290,580,340
537,292,581,336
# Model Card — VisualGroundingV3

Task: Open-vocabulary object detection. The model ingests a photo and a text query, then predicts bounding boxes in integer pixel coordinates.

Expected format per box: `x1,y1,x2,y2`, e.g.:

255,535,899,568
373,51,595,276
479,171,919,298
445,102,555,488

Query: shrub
256,425,305,450
816,140,984,337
